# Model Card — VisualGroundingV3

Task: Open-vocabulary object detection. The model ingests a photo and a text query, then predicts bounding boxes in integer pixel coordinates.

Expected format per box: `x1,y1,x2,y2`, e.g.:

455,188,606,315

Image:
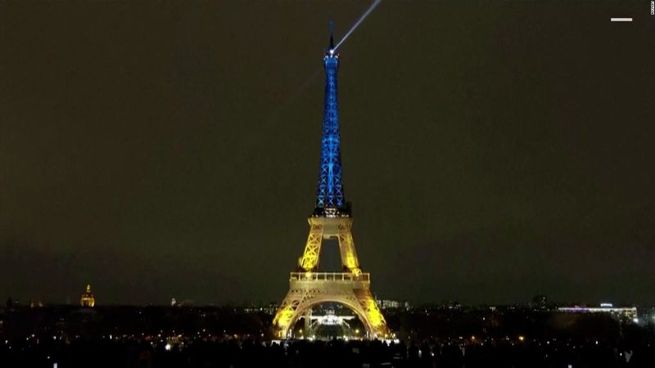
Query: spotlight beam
333,0,383,52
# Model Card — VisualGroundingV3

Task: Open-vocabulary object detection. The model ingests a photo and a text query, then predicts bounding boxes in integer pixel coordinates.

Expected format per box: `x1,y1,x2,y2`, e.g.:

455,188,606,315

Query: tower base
272,272,389,339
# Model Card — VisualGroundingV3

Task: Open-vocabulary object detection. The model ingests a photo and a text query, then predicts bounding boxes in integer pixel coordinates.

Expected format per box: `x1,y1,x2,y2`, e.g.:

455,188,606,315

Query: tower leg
337,220,361,274
303,308,312,338
298,222,324,271
273,284,320,339
353,288,388,338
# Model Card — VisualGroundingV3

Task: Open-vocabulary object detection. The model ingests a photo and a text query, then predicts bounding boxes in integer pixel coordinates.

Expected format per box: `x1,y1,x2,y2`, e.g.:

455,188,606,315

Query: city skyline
1,1,654,306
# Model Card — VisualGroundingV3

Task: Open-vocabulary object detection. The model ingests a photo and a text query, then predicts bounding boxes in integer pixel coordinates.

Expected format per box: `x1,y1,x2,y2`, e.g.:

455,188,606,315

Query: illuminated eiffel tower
272,32,389,339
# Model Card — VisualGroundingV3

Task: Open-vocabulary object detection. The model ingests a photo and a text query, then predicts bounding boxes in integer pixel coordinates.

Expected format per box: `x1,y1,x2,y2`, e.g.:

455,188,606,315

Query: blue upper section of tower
314,34,349,217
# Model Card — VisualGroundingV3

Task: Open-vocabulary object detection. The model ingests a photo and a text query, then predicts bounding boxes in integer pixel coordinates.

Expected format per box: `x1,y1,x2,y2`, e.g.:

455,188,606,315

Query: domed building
80,284,95,307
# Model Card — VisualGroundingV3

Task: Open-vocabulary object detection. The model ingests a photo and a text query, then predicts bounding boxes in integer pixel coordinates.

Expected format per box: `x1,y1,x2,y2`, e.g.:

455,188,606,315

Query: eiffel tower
272,32,390,339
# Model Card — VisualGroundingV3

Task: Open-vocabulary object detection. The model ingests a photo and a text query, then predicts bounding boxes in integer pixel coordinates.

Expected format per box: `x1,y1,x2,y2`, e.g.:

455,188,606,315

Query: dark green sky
1,1,654,306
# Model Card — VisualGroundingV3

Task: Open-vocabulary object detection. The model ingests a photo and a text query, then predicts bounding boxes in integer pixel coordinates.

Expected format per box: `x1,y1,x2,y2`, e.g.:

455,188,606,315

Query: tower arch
280,295,378,339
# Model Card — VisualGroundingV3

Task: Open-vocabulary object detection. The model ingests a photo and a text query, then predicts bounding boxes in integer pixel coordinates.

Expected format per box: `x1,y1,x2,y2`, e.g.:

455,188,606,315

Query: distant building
377,299,410,310
29,300,44,308
531,295,549,310
80,284,96,307
558,304,637,320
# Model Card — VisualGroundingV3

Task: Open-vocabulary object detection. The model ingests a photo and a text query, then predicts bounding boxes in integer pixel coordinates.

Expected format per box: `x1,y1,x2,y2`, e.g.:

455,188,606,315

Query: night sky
1,1,654,306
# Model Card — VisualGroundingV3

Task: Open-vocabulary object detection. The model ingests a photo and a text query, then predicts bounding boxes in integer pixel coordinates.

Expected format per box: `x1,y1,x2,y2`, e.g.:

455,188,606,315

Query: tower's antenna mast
329,19,335,50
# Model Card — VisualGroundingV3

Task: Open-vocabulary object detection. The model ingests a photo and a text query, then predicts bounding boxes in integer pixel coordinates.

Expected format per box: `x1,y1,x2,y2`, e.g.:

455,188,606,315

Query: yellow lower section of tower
274,216,389,339
272,272,389,339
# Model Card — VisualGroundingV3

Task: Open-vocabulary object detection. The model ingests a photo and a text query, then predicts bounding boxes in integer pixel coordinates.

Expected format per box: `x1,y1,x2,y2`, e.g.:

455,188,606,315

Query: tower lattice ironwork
315,33,346,215
272,32,389,340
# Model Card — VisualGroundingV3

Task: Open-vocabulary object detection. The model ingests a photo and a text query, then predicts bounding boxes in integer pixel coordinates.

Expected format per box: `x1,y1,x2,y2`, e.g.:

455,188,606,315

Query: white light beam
333,0,383,52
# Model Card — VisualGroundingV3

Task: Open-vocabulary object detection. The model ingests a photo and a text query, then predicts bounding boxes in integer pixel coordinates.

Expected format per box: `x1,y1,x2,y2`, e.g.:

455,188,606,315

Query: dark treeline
3,336,655,367
1,305,270,340
2,304,655,367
